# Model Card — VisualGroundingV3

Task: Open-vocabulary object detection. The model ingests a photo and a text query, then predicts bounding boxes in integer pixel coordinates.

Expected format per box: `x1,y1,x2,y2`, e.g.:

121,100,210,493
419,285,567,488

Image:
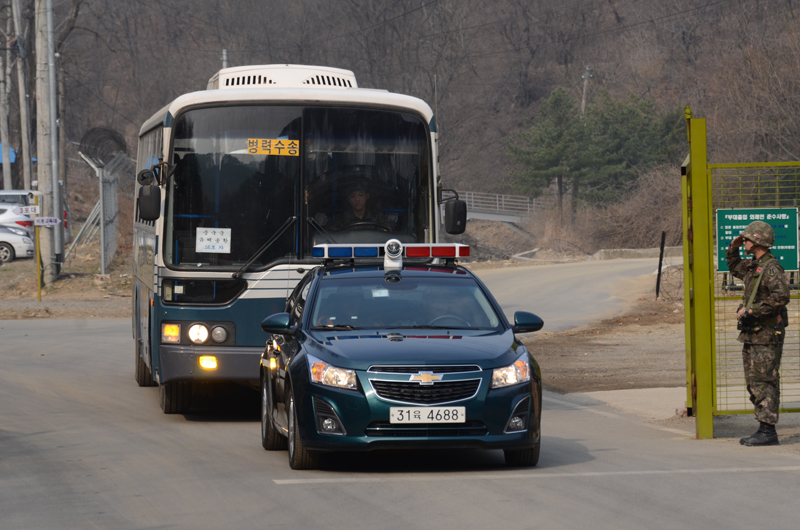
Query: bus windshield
164,105,432,271
304,108,431,250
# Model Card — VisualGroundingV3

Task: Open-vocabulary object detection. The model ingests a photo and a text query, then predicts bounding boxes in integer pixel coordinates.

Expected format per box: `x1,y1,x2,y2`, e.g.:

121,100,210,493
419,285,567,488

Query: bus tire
134,342,156,387
160,381,192,414
287,389,319,470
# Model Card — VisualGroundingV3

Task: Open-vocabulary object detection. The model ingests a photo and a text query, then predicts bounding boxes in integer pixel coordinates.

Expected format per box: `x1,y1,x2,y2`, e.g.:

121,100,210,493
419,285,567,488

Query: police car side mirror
261,312,298,336
138,185,161,221
444,199,467,235
513,311,543,333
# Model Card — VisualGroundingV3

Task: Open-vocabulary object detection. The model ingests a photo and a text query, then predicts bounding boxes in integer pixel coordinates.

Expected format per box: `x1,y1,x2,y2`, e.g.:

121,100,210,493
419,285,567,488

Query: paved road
3,318,800,529
476,258,661,332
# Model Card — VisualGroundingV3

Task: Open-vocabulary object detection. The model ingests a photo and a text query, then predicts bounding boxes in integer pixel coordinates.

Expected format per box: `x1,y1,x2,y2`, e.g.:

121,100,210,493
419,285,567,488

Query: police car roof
318,263,472,279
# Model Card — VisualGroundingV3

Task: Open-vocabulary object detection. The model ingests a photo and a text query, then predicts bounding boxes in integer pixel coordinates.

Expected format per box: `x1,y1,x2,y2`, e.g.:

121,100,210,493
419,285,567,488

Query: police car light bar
312,243,470,259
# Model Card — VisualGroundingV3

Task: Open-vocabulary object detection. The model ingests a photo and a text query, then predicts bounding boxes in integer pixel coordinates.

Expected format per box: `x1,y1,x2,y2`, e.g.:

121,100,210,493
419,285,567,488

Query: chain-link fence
710,163,800,414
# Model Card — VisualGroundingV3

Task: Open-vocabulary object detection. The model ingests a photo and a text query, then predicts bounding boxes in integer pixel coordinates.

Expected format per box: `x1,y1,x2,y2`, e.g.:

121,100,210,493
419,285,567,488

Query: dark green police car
259,241,544,469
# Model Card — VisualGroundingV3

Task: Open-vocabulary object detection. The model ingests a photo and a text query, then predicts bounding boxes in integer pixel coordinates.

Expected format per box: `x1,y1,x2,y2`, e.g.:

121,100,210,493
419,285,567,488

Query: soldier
727,220,790,446
330,180,389,231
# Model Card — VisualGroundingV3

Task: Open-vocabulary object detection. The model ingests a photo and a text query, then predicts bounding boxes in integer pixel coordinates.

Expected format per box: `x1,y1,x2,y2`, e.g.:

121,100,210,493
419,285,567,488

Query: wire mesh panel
711,163,800,414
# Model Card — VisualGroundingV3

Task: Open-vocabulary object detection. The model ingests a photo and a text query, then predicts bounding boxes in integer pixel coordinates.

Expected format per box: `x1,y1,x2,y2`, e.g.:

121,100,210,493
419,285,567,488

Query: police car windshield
309,277,503,330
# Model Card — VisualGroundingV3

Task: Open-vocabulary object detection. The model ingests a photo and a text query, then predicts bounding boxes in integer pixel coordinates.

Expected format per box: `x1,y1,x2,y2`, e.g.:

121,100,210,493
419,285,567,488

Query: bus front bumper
158,345,262,384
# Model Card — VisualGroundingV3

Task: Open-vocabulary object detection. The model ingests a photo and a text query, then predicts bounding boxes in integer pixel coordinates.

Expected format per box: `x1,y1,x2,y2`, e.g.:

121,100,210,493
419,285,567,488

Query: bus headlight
211,326,228,343
188,324,209,344
162,323,181,343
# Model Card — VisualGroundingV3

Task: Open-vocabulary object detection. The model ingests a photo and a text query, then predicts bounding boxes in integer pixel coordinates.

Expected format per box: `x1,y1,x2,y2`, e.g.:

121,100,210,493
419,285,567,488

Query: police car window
310,277,502,330
288,275,313,325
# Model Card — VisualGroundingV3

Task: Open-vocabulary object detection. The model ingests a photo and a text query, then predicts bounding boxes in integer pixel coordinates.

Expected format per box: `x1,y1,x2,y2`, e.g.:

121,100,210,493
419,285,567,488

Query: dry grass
520,166,682,254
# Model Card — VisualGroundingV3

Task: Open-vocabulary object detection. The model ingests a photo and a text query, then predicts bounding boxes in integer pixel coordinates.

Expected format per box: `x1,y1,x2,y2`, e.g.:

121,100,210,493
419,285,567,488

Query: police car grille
366,420,487,437
368,365,481,374
370,380,480,404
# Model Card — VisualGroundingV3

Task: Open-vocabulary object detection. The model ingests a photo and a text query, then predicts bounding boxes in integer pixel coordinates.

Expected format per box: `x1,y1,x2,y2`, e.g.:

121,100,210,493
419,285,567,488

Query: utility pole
35,0,56,285
1,16,11,190
581,66,593,116
11,0,33,191
47,0,62,266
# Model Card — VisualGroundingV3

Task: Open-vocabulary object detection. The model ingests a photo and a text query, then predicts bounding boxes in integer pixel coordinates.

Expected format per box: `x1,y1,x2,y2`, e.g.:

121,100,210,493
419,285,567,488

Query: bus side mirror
444,199,467,234
138,185,161,221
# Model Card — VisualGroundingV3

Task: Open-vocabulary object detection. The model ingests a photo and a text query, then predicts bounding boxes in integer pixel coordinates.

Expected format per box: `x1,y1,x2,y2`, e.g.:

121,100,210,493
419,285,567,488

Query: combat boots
740,422,779,446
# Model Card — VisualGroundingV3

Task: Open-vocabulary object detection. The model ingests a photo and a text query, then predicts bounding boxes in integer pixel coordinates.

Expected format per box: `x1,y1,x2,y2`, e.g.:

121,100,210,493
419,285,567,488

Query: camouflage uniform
726,244,790,425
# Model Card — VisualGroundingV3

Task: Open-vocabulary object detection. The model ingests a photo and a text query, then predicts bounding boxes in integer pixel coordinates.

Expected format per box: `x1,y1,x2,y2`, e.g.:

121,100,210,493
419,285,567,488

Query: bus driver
330,180,389,231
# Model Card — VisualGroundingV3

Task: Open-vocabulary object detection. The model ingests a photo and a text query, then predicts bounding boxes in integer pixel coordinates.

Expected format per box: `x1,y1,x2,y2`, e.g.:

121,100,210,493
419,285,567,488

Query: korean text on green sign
716,208,799,272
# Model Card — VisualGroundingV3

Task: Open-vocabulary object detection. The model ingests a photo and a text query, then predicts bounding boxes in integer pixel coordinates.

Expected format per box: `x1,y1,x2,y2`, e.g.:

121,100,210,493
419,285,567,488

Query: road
3,313,800,529
476,258,661,331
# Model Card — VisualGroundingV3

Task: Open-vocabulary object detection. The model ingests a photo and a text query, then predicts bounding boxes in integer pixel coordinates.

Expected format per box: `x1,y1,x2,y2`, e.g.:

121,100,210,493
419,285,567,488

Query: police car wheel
287,389,319,470
0,243,14,263
503,440,540,467
261,370,287,450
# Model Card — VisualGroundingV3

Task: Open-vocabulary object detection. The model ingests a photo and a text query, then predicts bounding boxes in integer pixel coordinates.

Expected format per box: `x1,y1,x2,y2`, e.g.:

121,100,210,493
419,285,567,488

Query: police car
259,240,544,469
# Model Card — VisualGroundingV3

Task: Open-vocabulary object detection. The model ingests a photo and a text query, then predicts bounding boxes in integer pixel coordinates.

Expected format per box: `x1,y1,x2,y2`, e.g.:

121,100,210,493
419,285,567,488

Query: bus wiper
232,216,296,279
310,324,361,330
306,217,337,244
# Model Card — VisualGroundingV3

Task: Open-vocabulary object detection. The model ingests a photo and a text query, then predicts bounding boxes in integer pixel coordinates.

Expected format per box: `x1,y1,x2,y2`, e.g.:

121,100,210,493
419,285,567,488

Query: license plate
389,407,466,424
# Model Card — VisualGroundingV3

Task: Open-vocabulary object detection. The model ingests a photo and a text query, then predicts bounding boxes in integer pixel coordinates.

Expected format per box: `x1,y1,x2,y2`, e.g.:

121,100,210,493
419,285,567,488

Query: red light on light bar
458,246,470,257
405,246,430,258
431,246,456,257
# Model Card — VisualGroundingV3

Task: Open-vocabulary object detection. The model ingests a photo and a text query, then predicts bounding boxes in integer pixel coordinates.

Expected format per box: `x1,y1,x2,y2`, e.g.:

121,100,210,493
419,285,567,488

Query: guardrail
456,191,553,215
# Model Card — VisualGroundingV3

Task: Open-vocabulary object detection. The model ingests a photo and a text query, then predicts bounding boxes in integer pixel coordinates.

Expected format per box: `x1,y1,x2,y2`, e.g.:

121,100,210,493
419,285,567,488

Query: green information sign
716,208,799,272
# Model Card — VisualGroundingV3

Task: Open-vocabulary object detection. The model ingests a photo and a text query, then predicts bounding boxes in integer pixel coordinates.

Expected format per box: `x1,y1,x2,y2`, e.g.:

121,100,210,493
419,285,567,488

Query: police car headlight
491,358,531,388
307,354,357,390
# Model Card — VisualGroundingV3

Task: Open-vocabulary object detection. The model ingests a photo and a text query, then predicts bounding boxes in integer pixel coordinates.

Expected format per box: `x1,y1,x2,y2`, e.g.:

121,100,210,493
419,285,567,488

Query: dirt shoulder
523,298,685,394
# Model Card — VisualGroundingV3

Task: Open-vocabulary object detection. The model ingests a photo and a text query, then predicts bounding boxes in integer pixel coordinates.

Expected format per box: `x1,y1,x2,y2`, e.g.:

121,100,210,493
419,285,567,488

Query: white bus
132,64,466,413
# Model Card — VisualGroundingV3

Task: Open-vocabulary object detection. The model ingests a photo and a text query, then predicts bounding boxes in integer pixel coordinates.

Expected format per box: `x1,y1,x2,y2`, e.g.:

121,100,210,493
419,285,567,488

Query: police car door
274,274,312,426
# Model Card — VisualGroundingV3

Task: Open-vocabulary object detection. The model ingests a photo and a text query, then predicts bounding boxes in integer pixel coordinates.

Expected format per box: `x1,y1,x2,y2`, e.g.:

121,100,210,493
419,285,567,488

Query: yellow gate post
682,113,715,438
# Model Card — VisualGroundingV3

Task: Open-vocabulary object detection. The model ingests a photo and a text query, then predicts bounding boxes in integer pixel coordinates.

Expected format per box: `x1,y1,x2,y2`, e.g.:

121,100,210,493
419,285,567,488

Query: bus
132,64,466,413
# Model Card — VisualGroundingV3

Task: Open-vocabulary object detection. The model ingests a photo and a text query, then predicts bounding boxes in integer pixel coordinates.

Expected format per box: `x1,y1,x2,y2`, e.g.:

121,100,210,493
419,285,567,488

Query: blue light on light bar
328,247,353,258
312,247,324,258
354,246,379,257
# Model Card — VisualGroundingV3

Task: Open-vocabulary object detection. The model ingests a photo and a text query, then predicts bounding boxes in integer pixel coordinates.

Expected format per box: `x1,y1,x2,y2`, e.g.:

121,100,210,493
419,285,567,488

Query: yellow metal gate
683,111,800,438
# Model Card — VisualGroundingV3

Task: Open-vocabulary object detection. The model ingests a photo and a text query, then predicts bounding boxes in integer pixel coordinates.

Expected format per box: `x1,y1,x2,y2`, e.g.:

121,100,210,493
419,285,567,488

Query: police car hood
305,329,521,369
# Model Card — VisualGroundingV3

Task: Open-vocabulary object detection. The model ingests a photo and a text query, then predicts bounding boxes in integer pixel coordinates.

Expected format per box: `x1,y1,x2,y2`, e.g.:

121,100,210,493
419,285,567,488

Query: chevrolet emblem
410,372,441,385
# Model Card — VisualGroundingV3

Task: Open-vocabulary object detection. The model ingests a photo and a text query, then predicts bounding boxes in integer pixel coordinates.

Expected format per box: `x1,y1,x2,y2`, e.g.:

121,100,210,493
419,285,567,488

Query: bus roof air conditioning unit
207,64,358,90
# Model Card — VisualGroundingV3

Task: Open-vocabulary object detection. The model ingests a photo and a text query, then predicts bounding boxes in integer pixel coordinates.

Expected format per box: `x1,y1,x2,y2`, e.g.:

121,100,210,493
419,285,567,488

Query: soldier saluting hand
727,221,790,446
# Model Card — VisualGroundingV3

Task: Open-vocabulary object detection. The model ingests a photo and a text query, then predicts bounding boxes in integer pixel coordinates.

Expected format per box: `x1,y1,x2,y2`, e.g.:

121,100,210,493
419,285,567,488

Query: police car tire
261,370,287,450
134,342,156,387
0,243,14,263
287,389,319,470
503,440,540,467
159,381,192,414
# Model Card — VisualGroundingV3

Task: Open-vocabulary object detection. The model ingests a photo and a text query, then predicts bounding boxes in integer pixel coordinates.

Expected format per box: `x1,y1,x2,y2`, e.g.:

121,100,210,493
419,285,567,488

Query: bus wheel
134,342,156,387
160,381,192,414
